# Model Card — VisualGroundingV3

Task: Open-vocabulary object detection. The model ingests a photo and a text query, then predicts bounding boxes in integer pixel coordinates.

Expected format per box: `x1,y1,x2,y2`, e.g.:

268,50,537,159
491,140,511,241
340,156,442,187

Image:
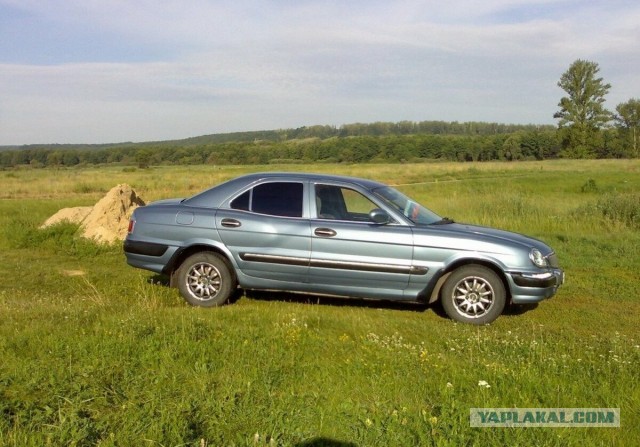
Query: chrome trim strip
310,258,411,274
240,253,309,267
509,271,559,288
239,252,428,275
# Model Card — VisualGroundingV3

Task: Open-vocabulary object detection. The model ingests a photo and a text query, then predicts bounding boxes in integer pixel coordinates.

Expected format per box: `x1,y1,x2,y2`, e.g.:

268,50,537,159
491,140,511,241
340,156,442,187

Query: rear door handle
221,218,241,228
314,227,336,237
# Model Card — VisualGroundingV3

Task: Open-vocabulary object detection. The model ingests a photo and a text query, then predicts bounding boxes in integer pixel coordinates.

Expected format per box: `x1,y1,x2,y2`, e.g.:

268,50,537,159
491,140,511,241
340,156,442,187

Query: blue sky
1,0,638,144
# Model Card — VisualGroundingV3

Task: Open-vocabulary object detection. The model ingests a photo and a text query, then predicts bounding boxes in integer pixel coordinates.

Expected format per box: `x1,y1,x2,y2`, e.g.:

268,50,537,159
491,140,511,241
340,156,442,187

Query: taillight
128,219,135,234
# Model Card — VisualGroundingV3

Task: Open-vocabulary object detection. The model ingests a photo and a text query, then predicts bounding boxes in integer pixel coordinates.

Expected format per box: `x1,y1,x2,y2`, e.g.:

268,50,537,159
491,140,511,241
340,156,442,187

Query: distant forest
1,120,635,169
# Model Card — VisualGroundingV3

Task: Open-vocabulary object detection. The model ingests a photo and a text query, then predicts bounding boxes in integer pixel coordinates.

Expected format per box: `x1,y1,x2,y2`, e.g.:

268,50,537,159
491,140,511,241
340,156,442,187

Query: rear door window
231,182,303,217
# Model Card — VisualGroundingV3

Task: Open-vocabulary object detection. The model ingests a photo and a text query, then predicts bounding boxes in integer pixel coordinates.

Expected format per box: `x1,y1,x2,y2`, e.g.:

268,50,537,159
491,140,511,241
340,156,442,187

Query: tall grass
597,192,640,229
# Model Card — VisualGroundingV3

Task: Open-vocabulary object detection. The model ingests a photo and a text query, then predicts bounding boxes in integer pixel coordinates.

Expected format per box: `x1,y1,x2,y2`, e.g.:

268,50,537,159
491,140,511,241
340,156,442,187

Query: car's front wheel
440,265,506,325
176,252,236,307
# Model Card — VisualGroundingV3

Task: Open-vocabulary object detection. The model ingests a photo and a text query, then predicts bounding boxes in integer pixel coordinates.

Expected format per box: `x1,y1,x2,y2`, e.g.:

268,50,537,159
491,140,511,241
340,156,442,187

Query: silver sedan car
124,172,564,324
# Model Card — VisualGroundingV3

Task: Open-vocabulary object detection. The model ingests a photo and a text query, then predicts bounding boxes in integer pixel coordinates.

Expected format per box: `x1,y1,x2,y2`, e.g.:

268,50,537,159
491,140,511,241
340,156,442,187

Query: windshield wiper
432,217,455,225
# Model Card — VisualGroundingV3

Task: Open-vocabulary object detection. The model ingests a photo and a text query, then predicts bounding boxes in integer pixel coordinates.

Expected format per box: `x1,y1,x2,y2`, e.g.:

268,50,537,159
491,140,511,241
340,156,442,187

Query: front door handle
221,218,241,228
314,227,337,237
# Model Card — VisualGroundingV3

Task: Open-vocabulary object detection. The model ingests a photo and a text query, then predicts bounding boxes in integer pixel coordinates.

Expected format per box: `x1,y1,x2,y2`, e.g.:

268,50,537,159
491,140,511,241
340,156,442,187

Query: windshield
372,186,443,225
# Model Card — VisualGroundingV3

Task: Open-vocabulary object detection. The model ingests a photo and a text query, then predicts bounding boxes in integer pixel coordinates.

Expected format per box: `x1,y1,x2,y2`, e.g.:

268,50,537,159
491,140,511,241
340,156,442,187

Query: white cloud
0,0,639,143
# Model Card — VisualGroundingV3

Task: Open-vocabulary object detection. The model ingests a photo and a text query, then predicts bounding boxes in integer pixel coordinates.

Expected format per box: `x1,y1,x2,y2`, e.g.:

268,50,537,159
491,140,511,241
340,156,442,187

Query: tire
176,252,236,307
440,265,506,325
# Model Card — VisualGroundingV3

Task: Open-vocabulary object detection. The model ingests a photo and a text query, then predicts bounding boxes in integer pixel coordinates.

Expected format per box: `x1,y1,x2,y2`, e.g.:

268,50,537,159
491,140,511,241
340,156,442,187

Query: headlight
529,248,548,268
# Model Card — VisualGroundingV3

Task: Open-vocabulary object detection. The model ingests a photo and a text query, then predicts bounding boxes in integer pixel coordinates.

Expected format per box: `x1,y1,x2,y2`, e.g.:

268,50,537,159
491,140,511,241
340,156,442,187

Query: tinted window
250,182,303,217
230,190,250,211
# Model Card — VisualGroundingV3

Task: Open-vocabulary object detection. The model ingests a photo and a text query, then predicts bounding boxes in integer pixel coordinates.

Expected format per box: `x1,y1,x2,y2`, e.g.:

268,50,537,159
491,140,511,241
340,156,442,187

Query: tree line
2,126,629,169
0,124,635,169
1,121,563,168
1,59,638,169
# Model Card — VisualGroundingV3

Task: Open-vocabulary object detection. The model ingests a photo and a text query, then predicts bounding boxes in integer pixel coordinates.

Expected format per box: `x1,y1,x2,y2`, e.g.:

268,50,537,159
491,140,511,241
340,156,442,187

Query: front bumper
510,269,564,288
507,268,564,304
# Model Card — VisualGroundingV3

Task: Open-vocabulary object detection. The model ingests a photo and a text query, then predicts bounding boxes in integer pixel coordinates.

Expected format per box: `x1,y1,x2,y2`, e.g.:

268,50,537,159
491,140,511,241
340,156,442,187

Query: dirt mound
41,184,145,244
41,206,93,228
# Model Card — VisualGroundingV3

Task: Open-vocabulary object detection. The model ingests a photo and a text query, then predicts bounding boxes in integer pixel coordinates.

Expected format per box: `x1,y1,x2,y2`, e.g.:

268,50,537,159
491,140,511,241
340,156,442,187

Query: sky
0,0,638,145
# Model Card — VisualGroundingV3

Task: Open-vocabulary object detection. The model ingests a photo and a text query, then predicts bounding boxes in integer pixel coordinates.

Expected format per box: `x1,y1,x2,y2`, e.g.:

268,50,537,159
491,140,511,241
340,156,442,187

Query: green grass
1,160,639,446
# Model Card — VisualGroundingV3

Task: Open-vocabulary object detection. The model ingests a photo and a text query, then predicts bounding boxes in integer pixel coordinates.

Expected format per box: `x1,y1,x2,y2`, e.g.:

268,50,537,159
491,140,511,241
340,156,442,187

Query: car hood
414,222,553,255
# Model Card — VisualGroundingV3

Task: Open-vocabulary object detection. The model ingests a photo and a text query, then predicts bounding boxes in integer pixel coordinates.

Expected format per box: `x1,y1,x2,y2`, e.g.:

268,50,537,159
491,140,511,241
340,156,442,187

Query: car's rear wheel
177,252,235,307
440,265,506,324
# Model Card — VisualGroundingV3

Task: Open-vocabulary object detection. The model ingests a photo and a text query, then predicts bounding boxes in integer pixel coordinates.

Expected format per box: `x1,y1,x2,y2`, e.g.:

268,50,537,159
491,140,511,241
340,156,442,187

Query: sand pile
41,184,145,244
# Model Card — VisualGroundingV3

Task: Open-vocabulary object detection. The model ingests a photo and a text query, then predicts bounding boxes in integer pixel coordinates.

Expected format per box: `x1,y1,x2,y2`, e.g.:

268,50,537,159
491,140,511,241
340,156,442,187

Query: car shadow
294,438,357,447
146,273,431,312
145,274,534,319
243,289,429,313
503,302,539,316
147,273,429,313
147,274,170,286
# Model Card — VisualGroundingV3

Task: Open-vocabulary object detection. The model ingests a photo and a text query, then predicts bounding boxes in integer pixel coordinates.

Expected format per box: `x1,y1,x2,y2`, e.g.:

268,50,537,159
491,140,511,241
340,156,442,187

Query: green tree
554,59,613,158
61,150,80,166
135,149,153,168
614,98,640,158
46,150,63,166
502,134,523,161
10,150,29,166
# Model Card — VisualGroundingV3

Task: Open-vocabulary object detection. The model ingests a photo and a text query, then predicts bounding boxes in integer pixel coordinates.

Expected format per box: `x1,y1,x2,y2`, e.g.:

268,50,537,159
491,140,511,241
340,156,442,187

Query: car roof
184,172,387,207
239,172,385,188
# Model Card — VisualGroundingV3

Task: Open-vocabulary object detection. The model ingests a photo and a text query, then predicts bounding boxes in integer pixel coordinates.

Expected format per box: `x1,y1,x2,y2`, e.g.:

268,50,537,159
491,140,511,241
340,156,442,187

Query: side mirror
369,208,391,224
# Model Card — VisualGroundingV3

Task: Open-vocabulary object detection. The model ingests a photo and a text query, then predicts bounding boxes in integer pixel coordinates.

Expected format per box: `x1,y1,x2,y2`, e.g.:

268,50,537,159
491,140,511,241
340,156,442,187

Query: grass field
1,160,639,446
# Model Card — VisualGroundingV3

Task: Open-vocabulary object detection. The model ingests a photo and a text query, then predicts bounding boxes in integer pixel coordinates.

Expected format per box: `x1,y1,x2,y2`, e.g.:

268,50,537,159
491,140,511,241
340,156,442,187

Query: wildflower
365,418,373,427
478,380,491,388
446,382,453,389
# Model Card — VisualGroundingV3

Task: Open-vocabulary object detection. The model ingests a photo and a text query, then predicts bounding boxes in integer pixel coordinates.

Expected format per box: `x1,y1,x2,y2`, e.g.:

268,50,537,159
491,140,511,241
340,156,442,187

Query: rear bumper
123,240,168,257
123,238,177,274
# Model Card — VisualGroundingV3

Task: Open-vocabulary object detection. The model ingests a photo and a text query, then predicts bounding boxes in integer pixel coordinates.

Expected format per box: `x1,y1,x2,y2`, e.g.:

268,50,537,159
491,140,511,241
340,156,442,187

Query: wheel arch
166,244,235,287
425,258,511,304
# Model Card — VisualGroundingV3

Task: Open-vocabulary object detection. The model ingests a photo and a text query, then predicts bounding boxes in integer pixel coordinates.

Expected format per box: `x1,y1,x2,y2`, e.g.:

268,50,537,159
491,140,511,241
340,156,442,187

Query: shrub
597,192,640,229
580,178,599,193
